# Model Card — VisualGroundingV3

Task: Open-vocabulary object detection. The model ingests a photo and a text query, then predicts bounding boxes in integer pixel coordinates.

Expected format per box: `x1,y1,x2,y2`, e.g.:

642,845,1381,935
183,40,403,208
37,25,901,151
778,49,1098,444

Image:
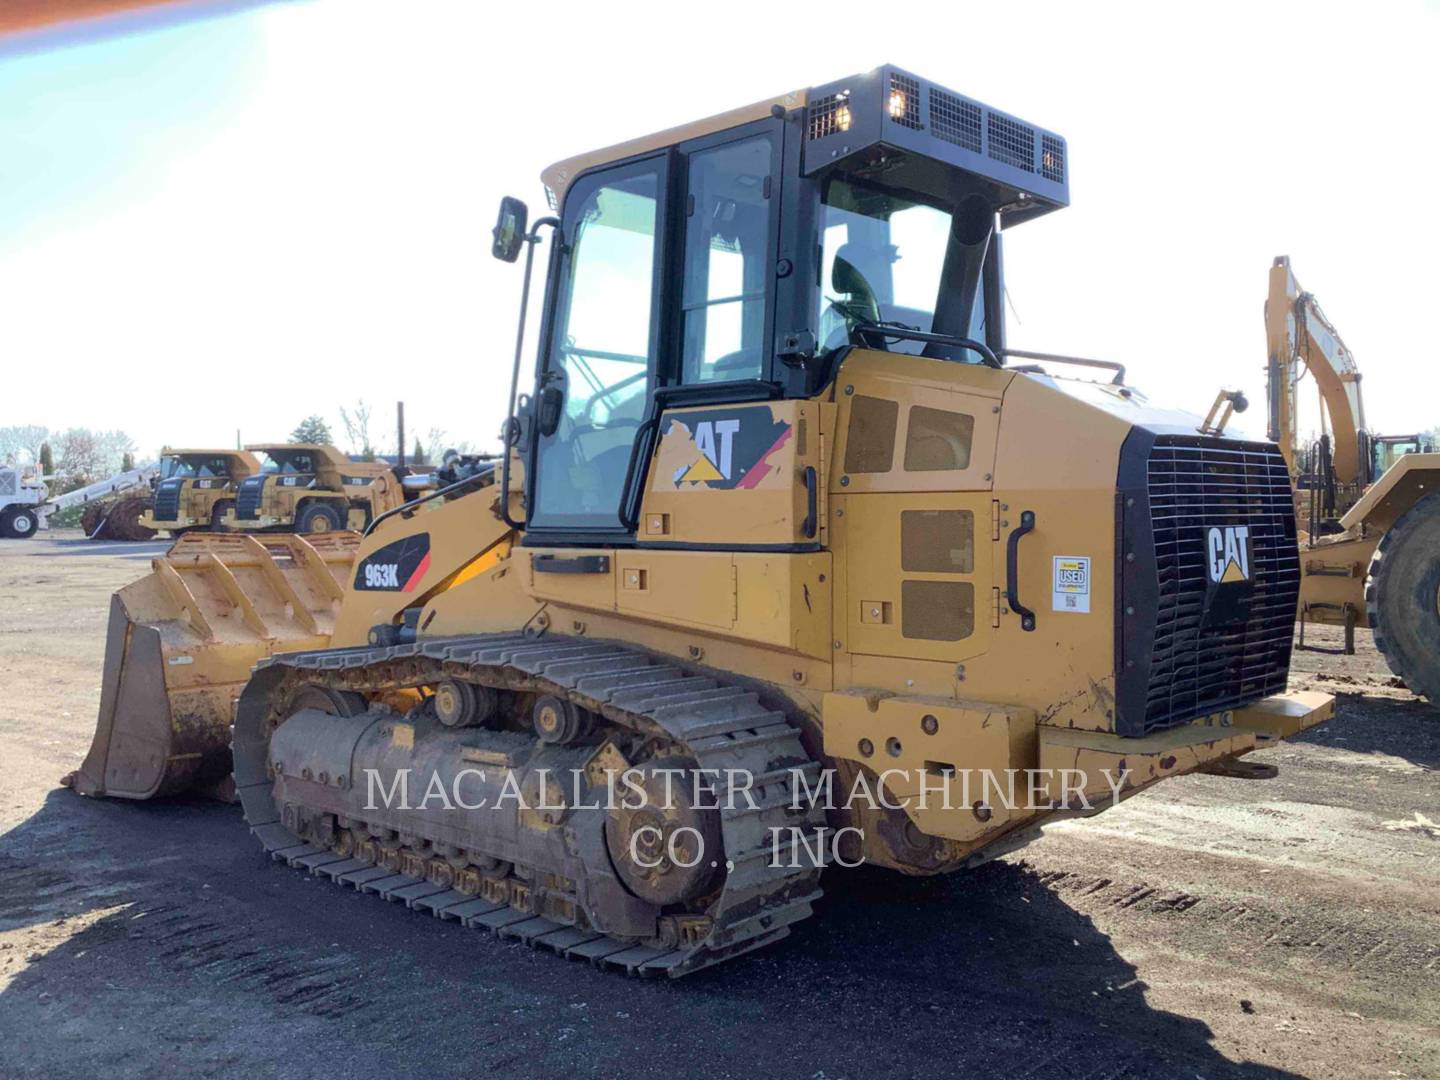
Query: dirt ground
0,532,1435,1079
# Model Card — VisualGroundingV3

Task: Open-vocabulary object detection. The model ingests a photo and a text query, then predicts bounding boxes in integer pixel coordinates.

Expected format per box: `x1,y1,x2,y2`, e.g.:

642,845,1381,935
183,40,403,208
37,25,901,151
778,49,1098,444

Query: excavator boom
1266,255,1368,487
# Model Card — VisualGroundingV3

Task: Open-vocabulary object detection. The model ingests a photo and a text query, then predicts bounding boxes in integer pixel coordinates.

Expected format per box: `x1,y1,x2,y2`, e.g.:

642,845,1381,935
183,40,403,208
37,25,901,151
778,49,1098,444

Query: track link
233,633,827,977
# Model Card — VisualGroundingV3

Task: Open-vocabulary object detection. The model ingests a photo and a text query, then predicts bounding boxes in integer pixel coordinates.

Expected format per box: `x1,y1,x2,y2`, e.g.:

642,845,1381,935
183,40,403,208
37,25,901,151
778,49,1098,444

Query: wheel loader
140,448,261,535
1266,256,1440,703
221,443,406,534
70,66,1333,976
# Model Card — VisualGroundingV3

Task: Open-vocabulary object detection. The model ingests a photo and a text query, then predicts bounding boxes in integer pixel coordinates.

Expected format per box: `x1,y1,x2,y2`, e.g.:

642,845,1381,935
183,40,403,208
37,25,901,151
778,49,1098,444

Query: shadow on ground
1291,692,1439,770
0,785,1302,1080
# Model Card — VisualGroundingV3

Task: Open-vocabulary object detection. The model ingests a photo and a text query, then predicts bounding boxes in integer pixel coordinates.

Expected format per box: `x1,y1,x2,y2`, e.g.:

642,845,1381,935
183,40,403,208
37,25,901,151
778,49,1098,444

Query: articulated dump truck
71,66,1332,977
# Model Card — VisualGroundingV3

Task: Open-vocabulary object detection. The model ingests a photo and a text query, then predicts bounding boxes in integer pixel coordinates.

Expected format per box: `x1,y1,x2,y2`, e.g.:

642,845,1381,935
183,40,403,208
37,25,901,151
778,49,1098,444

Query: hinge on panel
991,587,1002,628
990,500,1001,541
731,563,739,622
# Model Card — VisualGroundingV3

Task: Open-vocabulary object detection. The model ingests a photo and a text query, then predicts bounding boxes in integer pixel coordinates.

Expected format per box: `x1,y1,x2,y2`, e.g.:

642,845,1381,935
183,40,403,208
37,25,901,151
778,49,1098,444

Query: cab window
817,176,987,362
680,134,775,384
531,165,661,529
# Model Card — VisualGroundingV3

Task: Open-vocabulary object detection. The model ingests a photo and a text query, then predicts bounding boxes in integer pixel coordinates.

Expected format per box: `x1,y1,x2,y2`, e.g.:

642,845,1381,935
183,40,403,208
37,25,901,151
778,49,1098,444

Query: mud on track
0,534,1435,1079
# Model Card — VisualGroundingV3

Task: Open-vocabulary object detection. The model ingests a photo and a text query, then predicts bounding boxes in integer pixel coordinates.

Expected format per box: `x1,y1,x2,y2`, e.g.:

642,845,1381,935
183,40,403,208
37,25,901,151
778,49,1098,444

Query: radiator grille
236,476,266,520
1136,438,1299,733
152,480,182,521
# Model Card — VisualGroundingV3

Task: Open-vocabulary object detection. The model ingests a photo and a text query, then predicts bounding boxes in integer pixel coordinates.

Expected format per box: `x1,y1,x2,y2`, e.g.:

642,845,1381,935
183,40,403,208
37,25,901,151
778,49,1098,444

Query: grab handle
1006,510,1037,632
801,466,818,539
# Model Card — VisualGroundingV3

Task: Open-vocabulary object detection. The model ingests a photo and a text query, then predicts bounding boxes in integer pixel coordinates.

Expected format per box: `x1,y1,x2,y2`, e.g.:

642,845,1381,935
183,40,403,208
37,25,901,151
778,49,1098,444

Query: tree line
0,426,139,490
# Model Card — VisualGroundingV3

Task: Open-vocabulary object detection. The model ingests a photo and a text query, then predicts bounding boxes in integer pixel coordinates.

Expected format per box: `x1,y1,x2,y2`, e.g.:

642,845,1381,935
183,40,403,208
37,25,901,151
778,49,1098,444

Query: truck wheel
1366,491,1440,705
208,500,234,533
1,508,38,539
296,502,343,535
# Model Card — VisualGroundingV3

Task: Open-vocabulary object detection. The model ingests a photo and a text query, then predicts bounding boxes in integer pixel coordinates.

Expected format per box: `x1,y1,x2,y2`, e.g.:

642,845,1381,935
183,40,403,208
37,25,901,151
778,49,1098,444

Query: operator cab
258,449,317,477
496,65,1068,541
159,453,237,481
1370,434,1434,480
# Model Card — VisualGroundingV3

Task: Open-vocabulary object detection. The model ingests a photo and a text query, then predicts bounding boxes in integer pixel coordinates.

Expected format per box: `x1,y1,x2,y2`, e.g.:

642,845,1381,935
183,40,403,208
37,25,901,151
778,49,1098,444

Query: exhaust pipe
925,192,994,360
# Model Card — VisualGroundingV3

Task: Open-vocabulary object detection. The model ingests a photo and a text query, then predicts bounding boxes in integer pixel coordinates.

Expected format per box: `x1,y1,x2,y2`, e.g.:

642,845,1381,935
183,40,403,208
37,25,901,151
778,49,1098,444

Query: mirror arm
499,217,560,530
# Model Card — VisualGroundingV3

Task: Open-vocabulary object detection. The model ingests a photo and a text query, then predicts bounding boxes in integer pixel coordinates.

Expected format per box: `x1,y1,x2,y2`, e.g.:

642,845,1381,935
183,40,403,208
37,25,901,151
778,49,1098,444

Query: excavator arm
1266,255,1368,487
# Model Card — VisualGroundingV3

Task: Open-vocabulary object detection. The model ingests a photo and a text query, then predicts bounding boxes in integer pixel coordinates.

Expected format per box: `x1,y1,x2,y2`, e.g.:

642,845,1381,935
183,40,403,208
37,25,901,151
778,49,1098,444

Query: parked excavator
1266,256,1440,702
71,67,1333,976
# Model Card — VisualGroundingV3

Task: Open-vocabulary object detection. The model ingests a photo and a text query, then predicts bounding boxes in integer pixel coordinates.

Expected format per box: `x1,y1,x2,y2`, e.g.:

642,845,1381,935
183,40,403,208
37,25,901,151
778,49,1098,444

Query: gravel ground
0,533,1435,1079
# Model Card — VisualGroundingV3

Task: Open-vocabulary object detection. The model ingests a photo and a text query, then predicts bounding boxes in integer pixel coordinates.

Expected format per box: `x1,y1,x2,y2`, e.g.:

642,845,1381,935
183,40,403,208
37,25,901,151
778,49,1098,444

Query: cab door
527,156,668,535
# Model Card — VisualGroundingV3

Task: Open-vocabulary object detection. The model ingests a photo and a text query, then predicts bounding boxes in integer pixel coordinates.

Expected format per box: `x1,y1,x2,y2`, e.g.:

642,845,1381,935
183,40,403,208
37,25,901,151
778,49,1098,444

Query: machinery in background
141,448,261,535
0,462,155,539
77,67,1333,977
222,443,407,534
1266,256,1440,701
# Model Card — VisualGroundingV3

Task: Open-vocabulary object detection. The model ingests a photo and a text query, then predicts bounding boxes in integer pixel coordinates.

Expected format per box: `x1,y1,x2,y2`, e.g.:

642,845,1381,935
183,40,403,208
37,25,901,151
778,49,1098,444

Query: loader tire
296,501,343,535
1367,491,1440,706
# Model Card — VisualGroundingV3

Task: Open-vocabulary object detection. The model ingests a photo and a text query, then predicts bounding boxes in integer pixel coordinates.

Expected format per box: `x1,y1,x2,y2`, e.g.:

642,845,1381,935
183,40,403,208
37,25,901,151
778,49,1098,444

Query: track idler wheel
604,760,723,906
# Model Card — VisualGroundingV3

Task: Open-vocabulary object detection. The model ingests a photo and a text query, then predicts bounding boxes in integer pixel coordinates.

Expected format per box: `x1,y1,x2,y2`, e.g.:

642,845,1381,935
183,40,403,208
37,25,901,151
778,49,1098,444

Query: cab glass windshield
161,455,230,479
817,176,987,361
259,451,316,475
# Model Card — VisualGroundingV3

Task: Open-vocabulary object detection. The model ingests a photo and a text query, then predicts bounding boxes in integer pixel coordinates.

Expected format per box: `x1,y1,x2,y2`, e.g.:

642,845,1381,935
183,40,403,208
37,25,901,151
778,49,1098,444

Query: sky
1,0,1437,460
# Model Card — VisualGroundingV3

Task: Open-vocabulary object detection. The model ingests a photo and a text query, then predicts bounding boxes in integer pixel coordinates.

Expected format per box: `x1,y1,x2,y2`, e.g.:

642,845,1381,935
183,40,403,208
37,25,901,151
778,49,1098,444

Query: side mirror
492,196,529,262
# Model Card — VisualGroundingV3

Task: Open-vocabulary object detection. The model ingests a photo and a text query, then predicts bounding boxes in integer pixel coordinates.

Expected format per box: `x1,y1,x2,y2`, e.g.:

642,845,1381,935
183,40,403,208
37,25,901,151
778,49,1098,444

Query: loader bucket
63,531,359,799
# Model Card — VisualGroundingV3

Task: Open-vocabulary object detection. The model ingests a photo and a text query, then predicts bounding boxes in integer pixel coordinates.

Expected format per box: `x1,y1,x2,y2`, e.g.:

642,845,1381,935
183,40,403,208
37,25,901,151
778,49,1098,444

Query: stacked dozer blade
64,531,359,799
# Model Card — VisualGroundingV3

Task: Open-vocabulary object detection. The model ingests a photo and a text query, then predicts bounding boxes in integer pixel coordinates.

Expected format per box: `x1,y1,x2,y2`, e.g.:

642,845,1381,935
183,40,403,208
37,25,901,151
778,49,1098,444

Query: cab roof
541,87,806,210
540,65,1068,227
166,448,259,465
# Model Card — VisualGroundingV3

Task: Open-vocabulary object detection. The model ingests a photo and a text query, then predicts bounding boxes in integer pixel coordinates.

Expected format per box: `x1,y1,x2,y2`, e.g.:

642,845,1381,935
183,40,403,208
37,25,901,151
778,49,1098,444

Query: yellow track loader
77,67,1332,976
1266,256,1440,701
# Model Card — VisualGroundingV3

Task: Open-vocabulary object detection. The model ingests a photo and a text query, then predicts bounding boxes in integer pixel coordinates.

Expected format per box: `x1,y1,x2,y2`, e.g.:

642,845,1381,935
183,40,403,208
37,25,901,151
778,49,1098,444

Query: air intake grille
929,87,981,153
1041,134,1065,184
808,91,851,141
887,72,922,129
1136,438,1299,734
987,113,1035,172
153,480,182,521
236,476,266,520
